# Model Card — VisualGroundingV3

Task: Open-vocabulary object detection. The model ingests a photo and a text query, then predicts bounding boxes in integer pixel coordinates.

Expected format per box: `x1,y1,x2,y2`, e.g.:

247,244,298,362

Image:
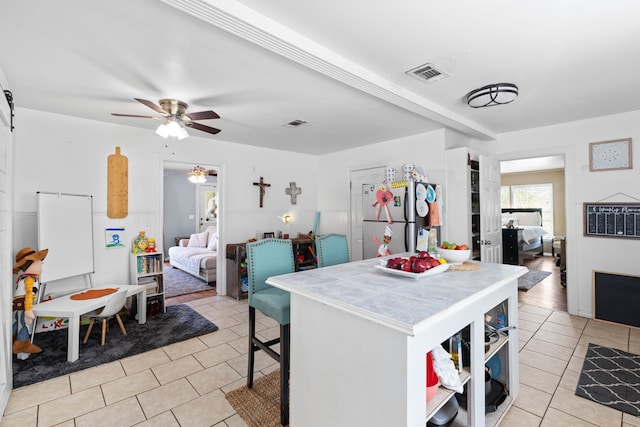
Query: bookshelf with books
130,252,164,316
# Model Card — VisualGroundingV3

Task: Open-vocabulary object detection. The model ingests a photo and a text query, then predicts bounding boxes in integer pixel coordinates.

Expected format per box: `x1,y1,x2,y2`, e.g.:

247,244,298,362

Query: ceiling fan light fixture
155,123,169,138
466,83,518,108
156,118,189,139
188,165,207,184
188,174,206,184
176,125,189,140
114,98,221,137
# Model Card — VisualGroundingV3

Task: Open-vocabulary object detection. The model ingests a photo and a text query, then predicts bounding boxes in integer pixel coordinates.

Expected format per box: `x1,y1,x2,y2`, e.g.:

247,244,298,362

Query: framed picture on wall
589,138,632,171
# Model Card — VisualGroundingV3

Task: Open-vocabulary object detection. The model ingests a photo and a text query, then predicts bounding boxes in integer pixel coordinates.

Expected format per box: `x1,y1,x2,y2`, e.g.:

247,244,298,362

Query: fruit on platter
385,251,444,273
441,241,468,250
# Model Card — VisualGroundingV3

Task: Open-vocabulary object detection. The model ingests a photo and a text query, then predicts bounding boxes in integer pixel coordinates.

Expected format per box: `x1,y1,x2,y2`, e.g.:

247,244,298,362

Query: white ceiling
2,1,639,156
500,155,565,174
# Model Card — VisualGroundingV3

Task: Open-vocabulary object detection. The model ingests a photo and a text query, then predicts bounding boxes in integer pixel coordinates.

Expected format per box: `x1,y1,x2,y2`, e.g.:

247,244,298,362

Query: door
198,183,218,232
479,155,502,262
0,85,14,411
349,167,385,261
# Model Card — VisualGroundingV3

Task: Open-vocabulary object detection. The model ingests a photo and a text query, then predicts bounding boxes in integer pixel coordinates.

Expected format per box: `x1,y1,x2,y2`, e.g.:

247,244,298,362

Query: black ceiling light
466,83,518,108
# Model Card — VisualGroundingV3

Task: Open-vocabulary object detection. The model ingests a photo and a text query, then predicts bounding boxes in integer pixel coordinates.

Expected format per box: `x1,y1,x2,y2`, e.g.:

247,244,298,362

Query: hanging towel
429,200,440,226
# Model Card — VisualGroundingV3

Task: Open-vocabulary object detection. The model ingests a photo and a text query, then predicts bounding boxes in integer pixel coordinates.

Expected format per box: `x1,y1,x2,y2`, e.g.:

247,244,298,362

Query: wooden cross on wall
253,176,271,208
286,181,302,205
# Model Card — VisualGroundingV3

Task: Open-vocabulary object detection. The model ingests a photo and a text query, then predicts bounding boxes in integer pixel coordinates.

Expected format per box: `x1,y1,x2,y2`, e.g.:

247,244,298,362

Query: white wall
12,108,319,294
487,110,640,317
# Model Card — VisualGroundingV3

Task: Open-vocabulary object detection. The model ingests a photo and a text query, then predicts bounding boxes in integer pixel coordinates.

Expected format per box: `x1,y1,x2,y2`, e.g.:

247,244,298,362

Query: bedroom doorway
500,154,567,311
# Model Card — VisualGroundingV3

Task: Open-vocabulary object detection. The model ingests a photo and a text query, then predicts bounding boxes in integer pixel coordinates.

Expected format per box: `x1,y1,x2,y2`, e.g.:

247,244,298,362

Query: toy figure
133,231,148,253
146,237,157,253
372,225,393,257
12,247,49,355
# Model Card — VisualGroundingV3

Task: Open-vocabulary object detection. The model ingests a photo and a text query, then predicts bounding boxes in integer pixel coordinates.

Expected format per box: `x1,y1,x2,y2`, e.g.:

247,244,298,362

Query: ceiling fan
166,166,217,183
112,98,221,139
187,165,211,183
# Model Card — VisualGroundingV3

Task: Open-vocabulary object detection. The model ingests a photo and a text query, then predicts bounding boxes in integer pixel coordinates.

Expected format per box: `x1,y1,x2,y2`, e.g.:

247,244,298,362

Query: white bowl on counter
438,248,471,264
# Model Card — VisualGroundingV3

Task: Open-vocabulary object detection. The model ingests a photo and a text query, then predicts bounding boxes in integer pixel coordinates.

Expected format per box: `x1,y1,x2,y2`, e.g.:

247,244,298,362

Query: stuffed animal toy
12,247,49,356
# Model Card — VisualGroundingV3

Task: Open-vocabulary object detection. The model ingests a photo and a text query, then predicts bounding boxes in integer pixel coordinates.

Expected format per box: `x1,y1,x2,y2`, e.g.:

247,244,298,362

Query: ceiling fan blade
111,113,158,119
185,110,220,121
134,98,166,115
186,122,222,135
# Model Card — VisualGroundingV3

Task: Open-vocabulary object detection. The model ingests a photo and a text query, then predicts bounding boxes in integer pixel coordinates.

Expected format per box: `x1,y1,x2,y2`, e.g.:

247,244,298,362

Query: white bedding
502,210,548,249
520,225,547,245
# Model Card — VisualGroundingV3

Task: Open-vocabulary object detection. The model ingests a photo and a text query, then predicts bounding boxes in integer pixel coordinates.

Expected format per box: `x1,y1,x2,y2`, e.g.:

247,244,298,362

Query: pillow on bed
207,233,219,251
187,231,209,248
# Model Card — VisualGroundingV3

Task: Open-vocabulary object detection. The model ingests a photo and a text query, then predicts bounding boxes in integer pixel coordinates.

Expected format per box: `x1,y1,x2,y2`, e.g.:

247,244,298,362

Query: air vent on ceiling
284,119,308,128
406,62,449,84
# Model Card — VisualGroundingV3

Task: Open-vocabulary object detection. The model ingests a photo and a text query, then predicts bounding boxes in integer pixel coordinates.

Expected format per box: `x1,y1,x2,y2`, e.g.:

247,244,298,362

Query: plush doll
373,225,393,257
12,247,49,356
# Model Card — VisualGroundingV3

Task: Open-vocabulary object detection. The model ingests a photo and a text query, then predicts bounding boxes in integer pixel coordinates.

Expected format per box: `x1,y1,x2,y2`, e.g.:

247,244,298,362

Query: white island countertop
266,255,527,426
267,255,527,336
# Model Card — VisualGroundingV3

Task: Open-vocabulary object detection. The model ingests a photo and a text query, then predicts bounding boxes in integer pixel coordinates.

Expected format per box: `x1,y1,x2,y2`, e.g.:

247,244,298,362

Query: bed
501,208,548,258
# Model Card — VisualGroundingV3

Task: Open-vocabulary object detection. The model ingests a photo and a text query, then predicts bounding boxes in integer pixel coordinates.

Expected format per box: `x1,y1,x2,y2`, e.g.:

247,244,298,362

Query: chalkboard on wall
593,271,640,327
37,192,95,283
584,202,640,239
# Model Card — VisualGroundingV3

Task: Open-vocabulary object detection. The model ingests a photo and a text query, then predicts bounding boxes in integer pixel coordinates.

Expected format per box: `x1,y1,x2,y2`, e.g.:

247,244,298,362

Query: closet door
0,79,14,412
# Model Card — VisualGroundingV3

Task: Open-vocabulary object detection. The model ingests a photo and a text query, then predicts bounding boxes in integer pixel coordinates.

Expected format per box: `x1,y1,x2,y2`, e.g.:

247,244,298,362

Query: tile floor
2,296,640,426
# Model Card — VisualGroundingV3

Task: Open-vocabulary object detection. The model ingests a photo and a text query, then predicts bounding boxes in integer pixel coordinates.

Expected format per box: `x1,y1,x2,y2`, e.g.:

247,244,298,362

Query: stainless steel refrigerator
362,181,441,259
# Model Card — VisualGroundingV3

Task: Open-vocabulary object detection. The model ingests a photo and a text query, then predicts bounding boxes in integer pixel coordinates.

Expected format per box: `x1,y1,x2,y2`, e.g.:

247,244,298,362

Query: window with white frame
501,183,554,235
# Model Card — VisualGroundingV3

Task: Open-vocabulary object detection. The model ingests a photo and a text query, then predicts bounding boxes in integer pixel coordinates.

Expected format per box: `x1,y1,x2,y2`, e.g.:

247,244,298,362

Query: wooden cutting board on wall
107,146,128,218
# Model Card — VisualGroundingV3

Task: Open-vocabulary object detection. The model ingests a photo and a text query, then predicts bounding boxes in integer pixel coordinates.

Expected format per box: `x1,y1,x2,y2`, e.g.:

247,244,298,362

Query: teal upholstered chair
246,238,294,426
315,233,350,267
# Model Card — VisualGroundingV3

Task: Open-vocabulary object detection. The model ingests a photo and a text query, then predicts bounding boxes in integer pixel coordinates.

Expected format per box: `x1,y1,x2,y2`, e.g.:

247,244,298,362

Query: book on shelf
137,276,160,293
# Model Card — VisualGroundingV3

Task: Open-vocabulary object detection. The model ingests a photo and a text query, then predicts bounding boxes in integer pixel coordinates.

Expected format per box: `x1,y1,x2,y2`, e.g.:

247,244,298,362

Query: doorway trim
494,146,577,315
160,158,227,296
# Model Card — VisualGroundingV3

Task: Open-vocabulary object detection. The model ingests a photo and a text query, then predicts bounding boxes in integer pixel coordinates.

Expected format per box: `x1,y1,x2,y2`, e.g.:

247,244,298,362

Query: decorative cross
285,181,302,205
253,176,271,208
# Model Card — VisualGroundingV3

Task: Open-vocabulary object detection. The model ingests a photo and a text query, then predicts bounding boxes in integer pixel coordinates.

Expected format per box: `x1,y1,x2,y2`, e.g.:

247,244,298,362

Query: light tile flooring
3,296,640,426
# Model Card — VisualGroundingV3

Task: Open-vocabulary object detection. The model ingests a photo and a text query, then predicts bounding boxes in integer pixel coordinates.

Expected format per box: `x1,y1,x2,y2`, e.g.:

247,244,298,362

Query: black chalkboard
584,203,640,239
593,271,640,327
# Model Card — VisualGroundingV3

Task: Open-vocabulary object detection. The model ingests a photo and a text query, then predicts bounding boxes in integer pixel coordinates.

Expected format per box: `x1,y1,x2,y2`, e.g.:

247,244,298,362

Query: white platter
415,183,427,200
374,263,449,279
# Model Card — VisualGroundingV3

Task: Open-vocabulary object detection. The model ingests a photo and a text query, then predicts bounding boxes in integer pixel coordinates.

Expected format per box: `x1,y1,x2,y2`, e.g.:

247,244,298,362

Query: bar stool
315,233,350,267
246,238,294,426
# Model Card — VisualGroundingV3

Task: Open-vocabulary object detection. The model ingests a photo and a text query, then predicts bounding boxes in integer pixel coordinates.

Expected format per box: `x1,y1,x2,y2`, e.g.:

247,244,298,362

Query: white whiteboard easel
37,192,95,284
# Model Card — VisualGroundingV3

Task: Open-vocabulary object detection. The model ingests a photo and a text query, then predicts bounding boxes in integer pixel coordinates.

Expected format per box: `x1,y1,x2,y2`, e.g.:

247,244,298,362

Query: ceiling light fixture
188,166,207,184
466,83,518,108
156,117,189,140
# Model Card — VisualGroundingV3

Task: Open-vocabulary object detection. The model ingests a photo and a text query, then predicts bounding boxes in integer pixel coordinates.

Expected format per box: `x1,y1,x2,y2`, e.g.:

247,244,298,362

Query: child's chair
82,288,128,346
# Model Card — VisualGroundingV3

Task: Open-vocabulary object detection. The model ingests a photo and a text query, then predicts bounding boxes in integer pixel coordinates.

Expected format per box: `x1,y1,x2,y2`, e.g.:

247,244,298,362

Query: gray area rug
518,269,551,290
13,304,218,388
576,343,640,417
164,264,215,298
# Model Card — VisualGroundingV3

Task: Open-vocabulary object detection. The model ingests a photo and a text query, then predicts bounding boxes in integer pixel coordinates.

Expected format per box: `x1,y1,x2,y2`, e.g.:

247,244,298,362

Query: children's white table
32,285,146,362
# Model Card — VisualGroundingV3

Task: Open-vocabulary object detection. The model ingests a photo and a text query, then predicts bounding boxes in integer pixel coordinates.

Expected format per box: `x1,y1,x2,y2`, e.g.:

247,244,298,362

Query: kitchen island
266,255,527,426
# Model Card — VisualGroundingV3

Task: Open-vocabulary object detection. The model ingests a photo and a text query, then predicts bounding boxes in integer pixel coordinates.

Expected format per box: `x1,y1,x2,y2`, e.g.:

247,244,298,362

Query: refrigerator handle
404,186,408,223
405,222,409,252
